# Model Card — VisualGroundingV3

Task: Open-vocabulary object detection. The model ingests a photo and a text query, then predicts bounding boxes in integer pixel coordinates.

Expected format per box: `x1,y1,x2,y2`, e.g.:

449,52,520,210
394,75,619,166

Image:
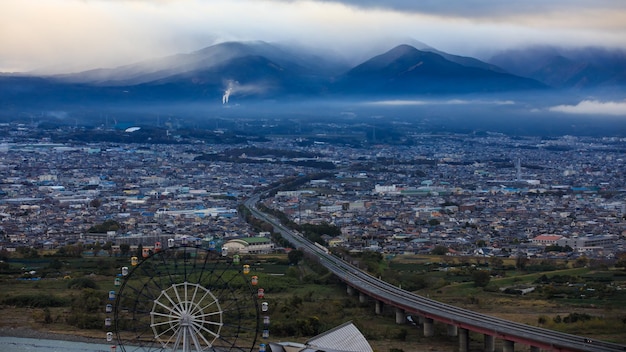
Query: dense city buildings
0,122,624,262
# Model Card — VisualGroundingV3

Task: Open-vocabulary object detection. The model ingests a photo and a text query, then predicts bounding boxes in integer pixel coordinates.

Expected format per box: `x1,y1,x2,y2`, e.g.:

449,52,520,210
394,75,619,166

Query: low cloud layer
549,99,626,116
319,0,626,20
368,99,515,106
1,0,625,73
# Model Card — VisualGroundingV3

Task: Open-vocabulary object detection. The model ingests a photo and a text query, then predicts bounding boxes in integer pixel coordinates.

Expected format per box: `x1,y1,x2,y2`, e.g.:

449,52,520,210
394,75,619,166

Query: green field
1,251,626,351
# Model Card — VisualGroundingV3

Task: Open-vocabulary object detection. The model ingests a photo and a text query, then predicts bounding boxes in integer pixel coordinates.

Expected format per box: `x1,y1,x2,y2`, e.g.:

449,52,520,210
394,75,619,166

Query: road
245,194,626,352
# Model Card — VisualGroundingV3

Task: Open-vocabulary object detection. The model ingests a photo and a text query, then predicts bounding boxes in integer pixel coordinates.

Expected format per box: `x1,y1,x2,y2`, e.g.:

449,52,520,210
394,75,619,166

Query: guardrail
245,195,626,352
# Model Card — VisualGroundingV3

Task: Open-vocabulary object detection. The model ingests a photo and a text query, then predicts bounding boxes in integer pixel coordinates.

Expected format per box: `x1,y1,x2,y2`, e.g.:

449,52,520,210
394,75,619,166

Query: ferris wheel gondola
113,245,261,351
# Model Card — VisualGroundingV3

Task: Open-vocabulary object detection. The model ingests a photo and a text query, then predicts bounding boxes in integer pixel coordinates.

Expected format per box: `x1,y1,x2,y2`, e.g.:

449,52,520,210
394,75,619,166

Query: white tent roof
305,321,373,352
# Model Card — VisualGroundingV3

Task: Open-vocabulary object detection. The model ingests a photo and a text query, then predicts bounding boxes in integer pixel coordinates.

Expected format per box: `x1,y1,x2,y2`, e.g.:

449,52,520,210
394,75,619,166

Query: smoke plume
222,80,235,104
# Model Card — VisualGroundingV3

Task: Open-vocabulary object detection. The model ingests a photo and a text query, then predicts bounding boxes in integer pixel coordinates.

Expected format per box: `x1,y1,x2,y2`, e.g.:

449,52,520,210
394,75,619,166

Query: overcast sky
2,0,626,73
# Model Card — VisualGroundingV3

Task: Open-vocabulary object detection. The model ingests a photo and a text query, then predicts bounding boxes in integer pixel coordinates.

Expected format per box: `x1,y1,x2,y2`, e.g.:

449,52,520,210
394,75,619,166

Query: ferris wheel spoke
156,251,178,289
173,284,186,312
215,269,239,287
147,277,168,298
186,326,206,352
153,298,182,316
159,287,185,314
136,288,159,303
218,299,243,315
193,252,212,285
135,265,167,296
164,326,183,347
184,282,192,312
194,310,222,320
188,282,201,312
213,333,239,349
166,327,185,347
150,311,181,322
120,282,156,305
133,325,161,343
192,319,223,334
198,255,219,283
197,299,219,313
195,321,224,334
171,325,184,351
189,289,213,315
185,282,196,314
211,281,244,306
221,319,247,332
123,285,163,315
189,322,214,349
153,321,180,340
116,248,259,352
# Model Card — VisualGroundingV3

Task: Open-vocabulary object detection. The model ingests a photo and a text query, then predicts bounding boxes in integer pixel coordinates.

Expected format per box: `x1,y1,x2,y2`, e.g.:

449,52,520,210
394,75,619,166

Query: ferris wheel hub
113,246,261,351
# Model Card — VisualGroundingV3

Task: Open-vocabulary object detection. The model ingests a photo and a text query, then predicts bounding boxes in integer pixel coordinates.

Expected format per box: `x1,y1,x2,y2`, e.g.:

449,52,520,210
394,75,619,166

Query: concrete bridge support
423,317,435,337
346,286,354,296
359,292,367,304
375,300,383,315
458,328,469,352
447,324,458,336
395,308,405,324
484,335,495,352
503,339,515,352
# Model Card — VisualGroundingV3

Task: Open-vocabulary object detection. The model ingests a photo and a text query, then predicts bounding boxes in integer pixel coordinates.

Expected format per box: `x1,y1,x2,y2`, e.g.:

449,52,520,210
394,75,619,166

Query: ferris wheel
112,242,261,352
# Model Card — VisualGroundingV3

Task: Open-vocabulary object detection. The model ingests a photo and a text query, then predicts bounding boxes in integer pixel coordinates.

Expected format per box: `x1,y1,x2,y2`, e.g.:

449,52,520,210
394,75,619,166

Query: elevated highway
245,194,626,352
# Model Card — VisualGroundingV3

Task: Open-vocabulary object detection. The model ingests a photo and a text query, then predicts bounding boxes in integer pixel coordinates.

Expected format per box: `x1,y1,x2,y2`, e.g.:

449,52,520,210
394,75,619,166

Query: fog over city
1,1,625,132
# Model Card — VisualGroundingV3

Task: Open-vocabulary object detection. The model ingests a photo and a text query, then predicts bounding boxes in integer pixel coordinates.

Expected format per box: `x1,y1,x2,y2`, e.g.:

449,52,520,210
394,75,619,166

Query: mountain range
1,41,625,108
489,46,626,89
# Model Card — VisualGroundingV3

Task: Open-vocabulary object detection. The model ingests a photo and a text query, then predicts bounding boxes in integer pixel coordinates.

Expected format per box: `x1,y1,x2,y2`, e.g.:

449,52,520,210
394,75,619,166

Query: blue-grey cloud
312,0,625,18
2,0,625,73
367,99,516,106
549,100,626,116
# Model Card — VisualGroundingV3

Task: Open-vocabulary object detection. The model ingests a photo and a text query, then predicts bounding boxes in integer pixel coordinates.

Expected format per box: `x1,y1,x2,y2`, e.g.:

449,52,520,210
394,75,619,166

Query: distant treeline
195,147,336,169
45,125,266,144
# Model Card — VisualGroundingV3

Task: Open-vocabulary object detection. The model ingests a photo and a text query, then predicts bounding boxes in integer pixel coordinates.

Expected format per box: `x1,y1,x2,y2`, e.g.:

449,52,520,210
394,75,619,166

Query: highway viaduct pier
348,283,571,352
246,194,626,352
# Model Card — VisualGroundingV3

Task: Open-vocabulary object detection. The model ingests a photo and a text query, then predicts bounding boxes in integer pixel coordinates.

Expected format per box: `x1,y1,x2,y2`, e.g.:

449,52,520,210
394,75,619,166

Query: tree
288,249,304,265
88,219,120,233
428,218,440,226
92,242,101,257
67,277,98,289
48,259,63,270
59,244,83,257
359,251,384,275
17,246,39,258
573,256,589,268
43,307,53,324
515,255,529,270
120,243,130,256
472,270,491,287
102,241,113,257
431,245,448,256
615,252,626,270
489,256,504,269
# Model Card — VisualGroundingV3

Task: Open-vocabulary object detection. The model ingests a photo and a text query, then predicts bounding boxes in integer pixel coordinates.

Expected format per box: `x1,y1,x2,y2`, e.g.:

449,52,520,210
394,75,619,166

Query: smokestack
222,88,231,104
222,81,234,104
